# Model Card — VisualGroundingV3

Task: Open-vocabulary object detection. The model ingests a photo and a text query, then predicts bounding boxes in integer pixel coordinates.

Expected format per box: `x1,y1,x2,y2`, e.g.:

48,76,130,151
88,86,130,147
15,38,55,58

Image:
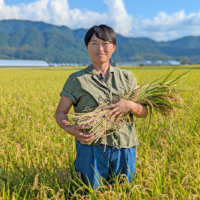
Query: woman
55,25,148,189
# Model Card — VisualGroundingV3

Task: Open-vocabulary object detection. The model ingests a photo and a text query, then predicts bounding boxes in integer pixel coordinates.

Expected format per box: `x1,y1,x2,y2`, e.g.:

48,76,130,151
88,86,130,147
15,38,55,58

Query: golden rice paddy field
0,66,200,199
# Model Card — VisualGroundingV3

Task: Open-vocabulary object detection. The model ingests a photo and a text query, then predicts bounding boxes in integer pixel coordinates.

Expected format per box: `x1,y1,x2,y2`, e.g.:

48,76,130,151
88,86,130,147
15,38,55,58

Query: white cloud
138,10,200,31
0,0,200,41
0,0,105,28
132,10,200,40
103,0,133,35
0,0,131,34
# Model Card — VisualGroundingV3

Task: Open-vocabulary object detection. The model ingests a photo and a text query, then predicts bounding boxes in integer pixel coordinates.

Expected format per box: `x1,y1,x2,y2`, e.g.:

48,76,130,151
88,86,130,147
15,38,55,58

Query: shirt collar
86,64,116,75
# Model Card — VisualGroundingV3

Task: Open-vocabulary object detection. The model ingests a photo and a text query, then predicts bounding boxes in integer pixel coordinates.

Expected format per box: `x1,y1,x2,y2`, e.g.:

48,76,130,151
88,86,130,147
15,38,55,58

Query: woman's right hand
62,120,94,144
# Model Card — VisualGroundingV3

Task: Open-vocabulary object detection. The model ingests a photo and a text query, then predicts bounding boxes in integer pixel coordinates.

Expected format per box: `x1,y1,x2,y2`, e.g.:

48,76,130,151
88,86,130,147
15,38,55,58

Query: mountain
157,36,200,48
0,19,200,63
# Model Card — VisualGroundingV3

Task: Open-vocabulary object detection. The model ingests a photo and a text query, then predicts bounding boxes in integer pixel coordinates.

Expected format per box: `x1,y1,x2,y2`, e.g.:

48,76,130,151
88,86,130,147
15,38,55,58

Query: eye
92,42,97,45
104,42,109,45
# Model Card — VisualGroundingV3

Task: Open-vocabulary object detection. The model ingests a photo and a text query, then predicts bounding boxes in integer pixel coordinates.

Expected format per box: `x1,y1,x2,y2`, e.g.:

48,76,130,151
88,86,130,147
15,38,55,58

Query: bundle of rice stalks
68,67,189,144
68,104,128,144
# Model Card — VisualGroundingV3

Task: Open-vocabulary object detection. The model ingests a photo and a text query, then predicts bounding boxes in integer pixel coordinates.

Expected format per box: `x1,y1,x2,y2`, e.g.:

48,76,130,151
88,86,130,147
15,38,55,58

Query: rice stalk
67,67,190,144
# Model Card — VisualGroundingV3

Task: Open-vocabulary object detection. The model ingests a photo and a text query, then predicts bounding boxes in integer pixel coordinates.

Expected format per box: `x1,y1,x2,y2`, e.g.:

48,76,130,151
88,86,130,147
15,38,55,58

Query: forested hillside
0,20,200,63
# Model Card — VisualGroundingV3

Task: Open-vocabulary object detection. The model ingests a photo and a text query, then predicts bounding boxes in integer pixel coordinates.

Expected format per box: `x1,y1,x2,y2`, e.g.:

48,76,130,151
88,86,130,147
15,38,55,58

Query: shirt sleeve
60,75,78,104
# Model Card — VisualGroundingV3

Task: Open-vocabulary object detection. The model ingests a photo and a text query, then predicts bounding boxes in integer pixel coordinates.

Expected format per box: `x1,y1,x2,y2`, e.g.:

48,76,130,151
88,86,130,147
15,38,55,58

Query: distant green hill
0,27,90,62
0,19,200,63
157,36,200,48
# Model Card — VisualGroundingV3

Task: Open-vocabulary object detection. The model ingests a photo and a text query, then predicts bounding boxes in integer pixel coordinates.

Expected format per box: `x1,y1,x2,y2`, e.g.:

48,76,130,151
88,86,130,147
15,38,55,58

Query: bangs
84,25,116,46
95,26,115,43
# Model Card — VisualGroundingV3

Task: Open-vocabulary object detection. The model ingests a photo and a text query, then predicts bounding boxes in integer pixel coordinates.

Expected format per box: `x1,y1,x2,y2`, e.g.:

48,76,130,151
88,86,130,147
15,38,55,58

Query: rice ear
67,67,189,144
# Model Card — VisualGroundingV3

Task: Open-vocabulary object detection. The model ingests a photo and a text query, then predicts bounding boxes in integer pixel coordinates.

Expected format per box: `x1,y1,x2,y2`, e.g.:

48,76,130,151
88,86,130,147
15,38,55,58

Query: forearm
55,111,72,133
128,101,148,118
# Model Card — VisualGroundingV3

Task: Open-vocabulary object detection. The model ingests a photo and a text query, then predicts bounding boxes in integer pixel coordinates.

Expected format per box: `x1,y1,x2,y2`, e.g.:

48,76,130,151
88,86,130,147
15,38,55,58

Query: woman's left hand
103,99,133,123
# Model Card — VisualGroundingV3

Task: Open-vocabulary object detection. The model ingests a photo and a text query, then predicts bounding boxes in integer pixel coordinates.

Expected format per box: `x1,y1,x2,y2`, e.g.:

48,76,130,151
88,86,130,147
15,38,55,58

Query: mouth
96,53,105,56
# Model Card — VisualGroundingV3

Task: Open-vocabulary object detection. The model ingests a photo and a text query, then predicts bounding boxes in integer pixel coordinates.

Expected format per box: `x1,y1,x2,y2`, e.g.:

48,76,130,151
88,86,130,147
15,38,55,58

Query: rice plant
0,66,199,199
68,67,190,144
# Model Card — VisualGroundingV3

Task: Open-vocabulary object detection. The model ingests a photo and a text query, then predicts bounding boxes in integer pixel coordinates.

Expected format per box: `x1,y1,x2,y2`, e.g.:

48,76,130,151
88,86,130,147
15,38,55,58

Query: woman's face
86,34,116,64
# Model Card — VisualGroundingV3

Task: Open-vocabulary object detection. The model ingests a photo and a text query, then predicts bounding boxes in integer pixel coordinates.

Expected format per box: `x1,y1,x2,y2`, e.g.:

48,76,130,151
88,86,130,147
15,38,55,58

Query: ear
112,44,116,53
86,45,89,52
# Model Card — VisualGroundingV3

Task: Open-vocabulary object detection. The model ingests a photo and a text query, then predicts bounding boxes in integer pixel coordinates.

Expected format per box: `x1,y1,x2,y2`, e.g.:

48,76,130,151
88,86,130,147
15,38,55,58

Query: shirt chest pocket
76,91,98,112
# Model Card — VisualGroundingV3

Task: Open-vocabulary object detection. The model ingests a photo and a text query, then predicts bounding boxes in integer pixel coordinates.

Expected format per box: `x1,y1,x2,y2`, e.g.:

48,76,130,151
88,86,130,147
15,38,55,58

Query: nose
98,44,103,51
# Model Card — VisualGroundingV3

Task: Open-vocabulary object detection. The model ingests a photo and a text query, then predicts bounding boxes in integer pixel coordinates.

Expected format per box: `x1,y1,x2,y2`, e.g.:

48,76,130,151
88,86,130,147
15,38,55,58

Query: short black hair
84,25,116,46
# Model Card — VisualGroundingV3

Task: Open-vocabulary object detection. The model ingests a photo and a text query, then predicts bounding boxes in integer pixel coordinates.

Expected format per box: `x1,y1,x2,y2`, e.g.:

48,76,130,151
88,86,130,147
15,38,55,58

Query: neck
91,61,110,77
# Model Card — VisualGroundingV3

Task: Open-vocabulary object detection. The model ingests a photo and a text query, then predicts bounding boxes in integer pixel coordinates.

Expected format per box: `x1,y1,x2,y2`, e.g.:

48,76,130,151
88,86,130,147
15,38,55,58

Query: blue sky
1,0,200,41
4,0,200,19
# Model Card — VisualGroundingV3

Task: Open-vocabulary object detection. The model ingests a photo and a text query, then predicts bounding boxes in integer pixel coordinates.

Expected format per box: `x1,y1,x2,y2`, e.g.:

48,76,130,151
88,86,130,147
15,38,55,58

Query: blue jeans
75,141,136,189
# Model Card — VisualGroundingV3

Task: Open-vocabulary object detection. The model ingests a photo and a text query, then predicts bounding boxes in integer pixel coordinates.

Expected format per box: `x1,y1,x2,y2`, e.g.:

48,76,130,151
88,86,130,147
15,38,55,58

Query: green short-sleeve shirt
60,64,139,149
